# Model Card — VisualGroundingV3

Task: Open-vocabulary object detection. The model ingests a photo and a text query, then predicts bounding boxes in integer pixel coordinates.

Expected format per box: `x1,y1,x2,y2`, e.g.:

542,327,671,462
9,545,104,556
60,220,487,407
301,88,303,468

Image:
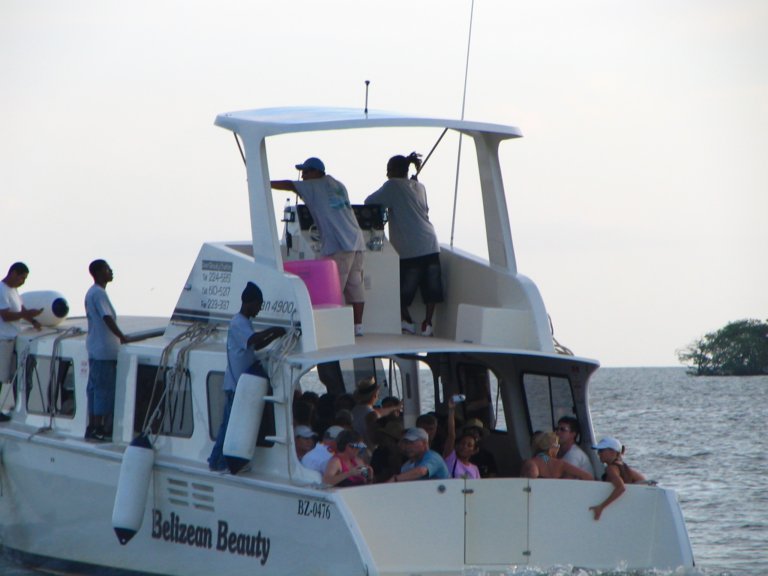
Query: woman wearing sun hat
589,437,647,520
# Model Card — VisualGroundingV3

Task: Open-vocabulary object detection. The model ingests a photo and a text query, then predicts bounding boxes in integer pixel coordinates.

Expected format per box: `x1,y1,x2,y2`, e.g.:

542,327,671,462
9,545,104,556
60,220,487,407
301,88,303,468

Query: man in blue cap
208,281,286,471
271,158,366,336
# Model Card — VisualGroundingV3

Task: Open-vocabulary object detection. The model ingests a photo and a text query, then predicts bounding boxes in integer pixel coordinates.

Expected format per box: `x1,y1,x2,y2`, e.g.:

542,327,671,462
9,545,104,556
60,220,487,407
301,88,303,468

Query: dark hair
336,429,361,452
8,262,29,275
387,152,422,178
88,259,109,277
380,395,400,408
416,413,437,428
557,416,581,439
241,281,263,304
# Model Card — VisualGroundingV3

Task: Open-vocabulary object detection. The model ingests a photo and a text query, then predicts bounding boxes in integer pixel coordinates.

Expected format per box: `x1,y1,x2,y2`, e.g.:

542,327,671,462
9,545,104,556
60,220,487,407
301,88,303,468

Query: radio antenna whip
364,80,370,117
450,0,475,247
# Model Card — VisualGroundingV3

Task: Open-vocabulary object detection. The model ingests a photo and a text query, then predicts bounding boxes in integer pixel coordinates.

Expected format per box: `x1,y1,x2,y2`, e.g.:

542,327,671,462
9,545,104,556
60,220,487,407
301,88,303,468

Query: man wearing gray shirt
84,259,128,441
272,158,366,336
365,153,443,336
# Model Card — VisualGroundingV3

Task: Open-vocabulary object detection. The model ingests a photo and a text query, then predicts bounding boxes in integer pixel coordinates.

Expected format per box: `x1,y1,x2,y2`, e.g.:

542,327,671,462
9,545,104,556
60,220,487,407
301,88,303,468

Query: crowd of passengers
292,377,649,521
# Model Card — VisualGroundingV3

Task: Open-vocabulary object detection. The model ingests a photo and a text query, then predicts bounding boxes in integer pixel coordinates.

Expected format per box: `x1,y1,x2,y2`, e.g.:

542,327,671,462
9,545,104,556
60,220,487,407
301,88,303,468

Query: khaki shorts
332,251,365,304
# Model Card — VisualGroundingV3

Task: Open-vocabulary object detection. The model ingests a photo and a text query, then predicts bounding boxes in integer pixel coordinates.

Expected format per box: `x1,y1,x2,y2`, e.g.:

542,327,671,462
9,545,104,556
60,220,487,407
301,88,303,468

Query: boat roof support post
472,132,517,273
241,133,283,270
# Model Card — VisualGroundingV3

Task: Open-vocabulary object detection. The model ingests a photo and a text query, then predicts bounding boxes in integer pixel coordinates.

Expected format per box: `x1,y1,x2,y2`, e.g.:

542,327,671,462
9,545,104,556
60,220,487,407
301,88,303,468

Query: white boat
0,107,694,574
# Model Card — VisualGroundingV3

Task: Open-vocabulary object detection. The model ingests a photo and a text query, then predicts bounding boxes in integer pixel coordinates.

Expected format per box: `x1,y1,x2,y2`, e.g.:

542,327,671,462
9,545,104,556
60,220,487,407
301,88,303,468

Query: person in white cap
294,424,318,461
271,158,366,336
589,437,647,520
391,427,449,481
301,425,344,474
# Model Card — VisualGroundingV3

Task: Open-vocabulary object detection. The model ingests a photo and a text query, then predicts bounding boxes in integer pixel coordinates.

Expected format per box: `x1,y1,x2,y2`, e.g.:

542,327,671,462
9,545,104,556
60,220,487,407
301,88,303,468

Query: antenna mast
450,0,475,247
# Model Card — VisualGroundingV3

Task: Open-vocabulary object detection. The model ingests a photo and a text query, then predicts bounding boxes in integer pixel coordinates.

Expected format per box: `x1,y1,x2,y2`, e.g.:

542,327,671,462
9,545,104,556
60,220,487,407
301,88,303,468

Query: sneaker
85,426,110,442
354,324,364,337
421,322,434,337
401,321,416,335
0,412,11,422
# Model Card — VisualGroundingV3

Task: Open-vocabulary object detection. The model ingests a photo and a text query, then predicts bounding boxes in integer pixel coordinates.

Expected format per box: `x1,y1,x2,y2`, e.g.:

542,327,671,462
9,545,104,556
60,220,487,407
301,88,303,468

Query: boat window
133,363,193,438
24,355,75,418
522,373,574,433
206,371,275,447
450,362,506,432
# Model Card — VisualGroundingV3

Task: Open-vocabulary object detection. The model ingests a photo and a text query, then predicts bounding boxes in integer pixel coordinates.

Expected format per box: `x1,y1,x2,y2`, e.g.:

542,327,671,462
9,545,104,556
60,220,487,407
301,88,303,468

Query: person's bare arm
589,465,625,520
271,180,297,192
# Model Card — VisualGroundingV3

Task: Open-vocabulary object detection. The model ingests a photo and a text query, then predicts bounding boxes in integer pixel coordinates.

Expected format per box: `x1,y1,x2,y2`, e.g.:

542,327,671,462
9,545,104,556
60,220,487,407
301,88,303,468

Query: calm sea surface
2,367,766,575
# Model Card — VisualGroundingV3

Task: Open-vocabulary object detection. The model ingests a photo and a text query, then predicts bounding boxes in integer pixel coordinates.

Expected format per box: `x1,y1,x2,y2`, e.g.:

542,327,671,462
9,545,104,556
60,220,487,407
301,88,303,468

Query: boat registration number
297,499,331,520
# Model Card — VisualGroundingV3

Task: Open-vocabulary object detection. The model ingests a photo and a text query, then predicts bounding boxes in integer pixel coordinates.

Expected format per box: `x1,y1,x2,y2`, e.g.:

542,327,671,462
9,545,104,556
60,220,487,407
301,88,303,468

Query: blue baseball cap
295,157,325,173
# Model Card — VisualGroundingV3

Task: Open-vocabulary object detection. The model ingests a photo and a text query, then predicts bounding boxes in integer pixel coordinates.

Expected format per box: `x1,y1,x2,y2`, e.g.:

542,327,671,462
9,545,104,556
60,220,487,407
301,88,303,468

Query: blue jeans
86,359,117,417
208,390,235,470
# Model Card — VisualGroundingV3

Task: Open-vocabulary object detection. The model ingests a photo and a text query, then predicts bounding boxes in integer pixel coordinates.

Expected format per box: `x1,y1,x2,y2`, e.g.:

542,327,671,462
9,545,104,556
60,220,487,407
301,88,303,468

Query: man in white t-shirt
1,262,42,417
0,262,42,340
301,425,344,475
556,416,594,478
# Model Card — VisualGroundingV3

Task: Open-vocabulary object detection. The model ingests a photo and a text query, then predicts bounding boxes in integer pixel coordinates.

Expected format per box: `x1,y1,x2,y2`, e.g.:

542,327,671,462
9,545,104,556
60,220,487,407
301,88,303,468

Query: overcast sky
2,0,766,367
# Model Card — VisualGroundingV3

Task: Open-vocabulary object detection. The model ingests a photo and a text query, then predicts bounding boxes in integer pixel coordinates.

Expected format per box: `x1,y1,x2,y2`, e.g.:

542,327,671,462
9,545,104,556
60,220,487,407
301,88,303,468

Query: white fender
20,290,70,327
223,373,268,474
112,435,154,545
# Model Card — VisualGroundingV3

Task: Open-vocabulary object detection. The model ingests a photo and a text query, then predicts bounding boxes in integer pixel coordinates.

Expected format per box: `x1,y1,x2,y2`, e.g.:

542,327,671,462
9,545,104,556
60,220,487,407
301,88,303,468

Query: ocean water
2,367,766,575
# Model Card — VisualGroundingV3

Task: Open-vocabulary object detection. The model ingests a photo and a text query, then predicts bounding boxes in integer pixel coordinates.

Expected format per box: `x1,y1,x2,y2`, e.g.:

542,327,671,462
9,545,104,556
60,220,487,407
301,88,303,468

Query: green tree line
677,318,768,376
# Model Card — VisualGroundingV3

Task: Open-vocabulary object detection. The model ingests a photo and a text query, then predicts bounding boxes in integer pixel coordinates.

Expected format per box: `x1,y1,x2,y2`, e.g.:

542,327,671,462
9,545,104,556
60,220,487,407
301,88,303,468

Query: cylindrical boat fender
20,290,70,327
112,434,154,545
223,373,268,474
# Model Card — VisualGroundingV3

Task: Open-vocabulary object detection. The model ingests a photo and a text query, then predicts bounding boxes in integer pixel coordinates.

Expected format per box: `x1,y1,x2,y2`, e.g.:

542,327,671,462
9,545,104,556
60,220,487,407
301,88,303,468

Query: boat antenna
364,80,370,117
450,0,475,247
234,133,246,166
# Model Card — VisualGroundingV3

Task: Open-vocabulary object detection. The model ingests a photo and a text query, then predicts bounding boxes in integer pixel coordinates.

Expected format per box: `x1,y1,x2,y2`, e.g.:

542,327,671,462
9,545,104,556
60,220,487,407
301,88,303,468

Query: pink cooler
284,259,343,307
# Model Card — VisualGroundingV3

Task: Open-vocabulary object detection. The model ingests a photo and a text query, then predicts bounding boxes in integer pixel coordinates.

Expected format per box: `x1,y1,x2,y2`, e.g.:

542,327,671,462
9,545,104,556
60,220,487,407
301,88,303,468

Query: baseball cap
324,425,344,440
294,425,317,439
592,437,622,452
295,157,325,173
402,427,429,443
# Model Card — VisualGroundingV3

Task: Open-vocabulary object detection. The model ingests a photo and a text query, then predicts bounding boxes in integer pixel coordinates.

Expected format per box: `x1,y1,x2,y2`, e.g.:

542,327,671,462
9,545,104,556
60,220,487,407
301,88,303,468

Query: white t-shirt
563,444,594,477
301,442,334,475
0,281,23,340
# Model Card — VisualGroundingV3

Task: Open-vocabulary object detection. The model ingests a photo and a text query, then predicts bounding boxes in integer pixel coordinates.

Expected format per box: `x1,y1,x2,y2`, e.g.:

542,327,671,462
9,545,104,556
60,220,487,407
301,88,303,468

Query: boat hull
1,434,693,575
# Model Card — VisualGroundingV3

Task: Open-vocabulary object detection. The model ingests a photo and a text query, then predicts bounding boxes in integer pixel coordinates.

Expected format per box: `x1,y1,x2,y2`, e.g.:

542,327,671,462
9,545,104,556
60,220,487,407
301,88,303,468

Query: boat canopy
214,106,523,140
213,106,522,273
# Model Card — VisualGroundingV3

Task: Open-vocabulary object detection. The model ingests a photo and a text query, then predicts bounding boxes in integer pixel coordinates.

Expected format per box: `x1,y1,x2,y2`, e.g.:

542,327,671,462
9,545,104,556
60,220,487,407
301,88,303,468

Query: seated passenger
322,429,373,487
351,378,402,449
370,419,404,483
416,412,439,448
444,432,481,479
462,418,499,478
391,427,449,482
294,425,317,461
520,431,593,480
556,416,594,478
589,437,647,520
302,425,344,474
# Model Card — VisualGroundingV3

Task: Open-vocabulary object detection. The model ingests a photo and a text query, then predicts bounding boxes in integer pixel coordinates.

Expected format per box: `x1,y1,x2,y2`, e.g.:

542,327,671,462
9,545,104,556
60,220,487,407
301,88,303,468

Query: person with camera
322,429,373,487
